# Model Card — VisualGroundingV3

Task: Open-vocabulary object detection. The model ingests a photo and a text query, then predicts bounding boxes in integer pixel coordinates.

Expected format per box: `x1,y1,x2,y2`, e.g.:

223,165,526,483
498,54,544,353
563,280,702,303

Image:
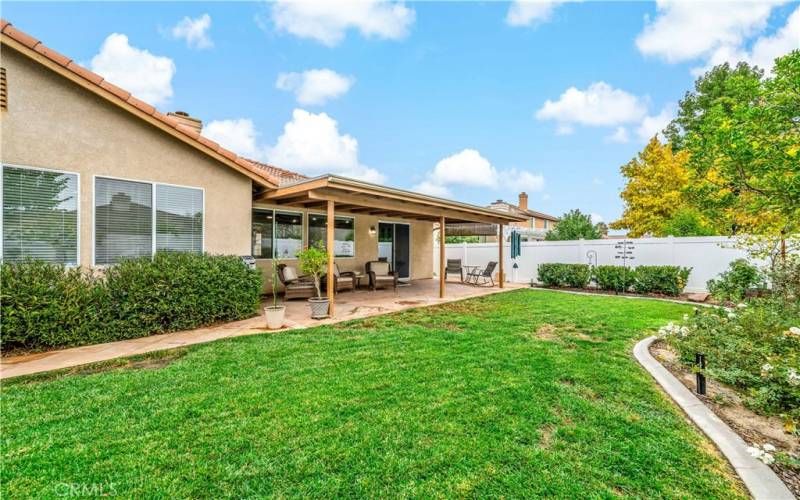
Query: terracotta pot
264,306,285,330
307,297,330,319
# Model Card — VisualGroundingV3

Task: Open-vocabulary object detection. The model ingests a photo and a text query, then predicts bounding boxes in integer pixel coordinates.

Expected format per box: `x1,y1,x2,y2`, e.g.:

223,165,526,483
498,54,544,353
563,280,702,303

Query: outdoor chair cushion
370,261,390,276
283,266,299,281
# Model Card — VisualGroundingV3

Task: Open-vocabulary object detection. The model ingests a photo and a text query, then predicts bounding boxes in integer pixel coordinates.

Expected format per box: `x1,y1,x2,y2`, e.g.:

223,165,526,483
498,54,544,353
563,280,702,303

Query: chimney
518,192,528,211
167,111,202,134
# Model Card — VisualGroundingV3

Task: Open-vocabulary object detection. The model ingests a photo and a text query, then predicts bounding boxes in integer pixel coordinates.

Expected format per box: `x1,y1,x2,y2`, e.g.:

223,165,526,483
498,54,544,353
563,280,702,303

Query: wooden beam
498,224,504,289
327,200,335,317
260,181,329,201
440,217,446,299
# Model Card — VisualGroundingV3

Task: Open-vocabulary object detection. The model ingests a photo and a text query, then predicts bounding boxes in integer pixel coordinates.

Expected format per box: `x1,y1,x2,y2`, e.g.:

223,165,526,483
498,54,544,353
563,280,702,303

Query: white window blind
94,177,152,265
156,184,203,254
2,165,79,265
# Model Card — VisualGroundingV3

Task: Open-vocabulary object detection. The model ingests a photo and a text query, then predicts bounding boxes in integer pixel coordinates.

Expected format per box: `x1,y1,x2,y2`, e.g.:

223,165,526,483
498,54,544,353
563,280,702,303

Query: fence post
462,241,468,268
578,238,585,265
668,235,676,265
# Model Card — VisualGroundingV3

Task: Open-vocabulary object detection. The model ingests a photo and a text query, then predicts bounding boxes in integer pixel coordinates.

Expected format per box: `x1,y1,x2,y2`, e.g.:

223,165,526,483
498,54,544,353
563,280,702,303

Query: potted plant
297,242,330,319
264,259,286,329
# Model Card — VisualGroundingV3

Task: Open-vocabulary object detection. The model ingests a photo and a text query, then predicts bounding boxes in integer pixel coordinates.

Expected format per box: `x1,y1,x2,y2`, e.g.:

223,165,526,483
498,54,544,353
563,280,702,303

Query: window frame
0,163,81,266
251,207,304,260
306,212,356,259
92,174,204,266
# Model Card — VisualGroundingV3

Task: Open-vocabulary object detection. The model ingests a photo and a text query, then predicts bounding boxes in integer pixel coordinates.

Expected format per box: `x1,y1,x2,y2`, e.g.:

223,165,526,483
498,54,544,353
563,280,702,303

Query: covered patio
256,174,527,315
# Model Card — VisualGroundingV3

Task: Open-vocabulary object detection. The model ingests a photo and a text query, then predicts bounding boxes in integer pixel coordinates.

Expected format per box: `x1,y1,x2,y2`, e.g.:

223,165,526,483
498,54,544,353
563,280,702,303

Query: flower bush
707,259,766,302
660,298,800,422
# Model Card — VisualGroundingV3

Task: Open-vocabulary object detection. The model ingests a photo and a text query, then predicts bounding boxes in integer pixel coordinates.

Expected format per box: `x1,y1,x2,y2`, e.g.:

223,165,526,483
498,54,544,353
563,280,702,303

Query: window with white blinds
95,177,153,265
156,184,203,254
2,165,79,265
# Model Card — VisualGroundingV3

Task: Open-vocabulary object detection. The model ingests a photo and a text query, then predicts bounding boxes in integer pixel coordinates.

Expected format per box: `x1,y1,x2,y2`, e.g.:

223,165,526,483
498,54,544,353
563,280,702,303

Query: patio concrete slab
1,280,523,379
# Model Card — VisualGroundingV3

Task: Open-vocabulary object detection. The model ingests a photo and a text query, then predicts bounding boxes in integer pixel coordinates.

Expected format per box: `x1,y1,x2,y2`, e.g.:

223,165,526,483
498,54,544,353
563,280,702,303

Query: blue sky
5,1,799,224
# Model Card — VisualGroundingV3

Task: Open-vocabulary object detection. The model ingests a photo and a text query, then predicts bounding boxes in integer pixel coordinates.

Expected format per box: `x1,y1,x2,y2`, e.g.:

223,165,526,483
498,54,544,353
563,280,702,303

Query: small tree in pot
264,259,286,329
297,242,330,319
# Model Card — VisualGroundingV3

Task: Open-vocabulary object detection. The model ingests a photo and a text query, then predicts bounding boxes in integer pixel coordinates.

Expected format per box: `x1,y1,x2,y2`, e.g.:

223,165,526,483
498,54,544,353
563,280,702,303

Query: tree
445,235,480,244
666,52,800,235
545,209,601,240
660,207,716,236
610,138,694,237
594,222,609,237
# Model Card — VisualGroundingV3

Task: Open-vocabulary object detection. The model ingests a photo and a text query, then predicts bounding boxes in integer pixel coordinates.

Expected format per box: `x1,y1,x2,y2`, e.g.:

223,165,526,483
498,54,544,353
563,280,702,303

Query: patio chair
277,264,316,300
467,261,497,287
445,259,464,282
322,263,357,294
366,261,398,291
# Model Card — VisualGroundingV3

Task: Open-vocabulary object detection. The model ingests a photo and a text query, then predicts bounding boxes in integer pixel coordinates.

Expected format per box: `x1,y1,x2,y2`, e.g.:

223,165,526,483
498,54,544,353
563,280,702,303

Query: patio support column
439,216,446,298
498,223,504,288
327,200,335,317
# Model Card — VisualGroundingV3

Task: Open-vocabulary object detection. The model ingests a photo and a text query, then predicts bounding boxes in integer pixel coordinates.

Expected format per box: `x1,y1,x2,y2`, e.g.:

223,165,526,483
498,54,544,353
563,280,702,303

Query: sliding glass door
377,222,410,281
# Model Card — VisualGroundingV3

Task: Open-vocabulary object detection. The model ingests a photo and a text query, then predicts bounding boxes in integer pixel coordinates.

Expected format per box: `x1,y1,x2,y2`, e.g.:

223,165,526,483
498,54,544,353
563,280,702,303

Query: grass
1,290,745,498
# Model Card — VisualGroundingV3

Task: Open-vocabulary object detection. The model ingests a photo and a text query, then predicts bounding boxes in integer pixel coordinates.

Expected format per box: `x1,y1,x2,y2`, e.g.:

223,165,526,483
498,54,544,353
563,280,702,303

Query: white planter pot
264,306,286,330
308,297,330,319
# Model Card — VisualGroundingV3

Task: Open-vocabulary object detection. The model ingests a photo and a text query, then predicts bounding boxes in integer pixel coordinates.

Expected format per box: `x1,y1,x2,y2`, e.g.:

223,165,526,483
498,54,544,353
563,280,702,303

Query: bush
537,263,591,288
0,253,262,352
707,259,766,301
661,299,800,420
632,266,691,296
593,265,637,292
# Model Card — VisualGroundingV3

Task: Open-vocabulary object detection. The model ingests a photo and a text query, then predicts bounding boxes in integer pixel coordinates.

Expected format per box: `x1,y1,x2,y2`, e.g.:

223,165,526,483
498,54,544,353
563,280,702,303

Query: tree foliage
660,207,716,237
545,209,601,240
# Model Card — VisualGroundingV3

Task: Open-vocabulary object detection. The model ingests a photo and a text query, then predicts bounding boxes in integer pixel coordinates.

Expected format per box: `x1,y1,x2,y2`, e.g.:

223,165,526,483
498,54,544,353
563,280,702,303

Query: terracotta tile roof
244,159,308,186
0,19,279,188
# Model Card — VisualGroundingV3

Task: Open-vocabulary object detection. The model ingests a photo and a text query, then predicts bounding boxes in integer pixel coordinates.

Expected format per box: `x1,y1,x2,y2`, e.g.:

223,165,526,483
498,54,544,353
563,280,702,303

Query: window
543,220,549,230
2,165,79,265
251,209,274,258
274,211,302,259
95,177,204,265
156,184,203,254
95,177,152,265
308,214,355,257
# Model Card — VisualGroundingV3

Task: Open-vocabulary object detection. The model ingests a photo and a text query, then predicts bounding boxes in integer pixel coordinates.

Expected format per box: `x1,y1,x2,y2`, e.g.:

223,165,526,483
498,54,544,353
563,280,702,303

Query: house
0,21,526,312
488,192,559,241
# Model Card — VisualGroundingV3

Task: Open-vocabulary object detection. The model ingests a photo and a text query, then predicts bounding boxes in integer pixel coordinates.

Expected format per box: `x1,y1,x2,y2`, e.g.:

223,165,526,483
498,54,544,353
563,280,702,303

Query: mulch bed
650,340,800,497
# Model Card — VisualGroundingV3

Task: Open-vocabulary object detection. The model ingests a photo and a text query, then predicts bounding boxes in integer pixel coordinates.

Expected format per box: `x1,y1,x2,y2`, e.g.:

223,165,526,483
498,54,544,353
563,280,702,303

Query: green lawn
2,290,745,498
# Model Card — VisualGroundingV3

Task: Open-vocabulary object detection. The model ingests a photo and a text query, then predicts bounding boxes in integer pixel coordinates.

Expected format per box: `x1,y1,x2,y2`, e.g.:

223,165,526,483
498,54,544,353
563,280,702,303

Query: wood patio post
327,200,335,316
439,216,446,298
498,223,504,288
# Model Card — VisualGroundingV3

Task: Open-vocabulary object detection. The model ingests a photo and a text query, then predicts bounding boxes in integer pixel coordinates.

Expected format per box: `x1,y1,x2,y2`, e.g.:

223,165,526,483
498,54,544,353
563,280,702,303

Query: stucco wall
253,202,434,294
0,47,252,267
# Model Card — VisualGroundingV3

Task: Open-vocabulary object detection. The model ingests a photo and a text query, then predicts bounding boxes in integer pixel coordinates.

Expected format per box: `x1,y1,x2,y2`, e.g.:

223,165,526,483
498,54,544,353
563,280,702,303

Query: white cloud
505,0,576,27
692,6,800,75
90,33,176,106
413,149,545,199
590,213,604,224
607,126,630,143
276,69,355,106
636,105,675,142
536,81,648,133
269,0,416,46
267,109,385,183
171,13,213,49
203,119,267,160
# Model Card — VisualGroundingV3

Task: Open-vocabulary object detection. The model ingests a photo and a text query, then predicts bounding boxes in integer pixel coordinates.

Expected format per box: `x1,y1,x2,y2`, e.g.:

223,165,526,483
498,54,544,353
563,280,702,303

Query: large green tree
545,209,601,241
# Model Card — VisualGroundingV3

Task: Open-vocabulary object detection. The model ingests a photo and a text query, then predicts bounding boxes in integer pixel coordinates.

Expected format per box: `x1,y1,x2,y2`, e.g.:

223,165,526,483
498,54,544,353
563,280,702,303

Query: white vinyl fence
436,236,762,293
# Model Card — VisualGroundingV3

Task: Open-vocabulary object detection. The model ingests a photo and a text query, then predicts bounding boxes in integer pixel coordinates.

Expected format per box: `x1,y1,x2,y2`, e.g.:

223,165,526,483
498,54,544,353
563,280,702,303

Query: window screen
94,177,152,265
251,209,274,258
308,215,355,257
156,184,203,254
274,211,302,259
2,165,78,265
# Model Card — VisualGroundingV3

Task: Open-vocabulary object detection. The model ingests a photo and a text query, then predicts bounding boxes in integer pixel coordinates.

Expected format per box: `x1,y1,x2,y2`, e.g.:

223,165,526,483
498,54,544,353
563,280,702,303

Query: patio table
463,265,481,285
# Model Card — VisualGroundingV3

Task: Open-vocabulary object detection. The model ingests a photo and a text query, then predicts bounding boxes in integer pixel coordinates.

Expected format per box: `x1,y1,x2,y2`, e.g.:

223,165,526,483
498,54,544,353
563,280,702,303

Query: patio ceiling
254,175,528,225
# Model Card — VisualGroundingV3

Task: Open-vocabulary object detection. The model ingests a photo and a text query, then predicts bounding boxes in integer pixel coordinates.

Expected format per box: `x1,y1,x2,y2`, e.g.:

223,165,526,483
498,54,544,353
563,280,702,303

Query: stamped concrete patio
1,279,523,379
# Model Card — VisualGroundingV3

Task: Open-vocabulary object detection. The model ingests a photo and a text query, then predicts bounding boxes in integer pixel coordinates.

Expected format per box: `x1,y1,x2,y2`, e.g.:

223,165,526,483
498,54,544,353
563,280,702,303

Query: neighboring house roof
488,200,560,222
0,20,279,189
245,159,308,186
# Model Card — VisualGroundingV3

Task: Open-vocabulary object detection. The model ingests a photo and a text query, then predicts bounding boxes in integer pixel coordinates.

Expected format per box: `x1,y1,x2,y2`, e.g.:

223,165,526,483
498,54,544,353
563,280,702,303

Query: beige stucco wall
0,47,253,267
253,202,434,294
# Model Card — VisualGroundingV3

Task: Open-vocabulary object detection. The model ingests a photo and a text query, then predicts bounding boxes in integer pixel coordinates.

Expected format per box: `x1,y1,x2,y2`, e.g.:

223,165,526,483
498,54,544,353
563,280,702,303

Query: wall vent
0,67,7,111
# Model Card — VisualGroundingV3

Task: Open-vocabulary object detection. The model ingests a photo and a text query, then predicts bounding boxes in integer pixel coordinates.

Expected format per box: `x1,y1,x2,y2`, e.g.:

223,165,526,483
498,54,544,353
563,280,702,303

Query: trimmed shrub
537,263,591,288
0,253,262,352
707,259,766,302
593,265,636,292
632,265,691,296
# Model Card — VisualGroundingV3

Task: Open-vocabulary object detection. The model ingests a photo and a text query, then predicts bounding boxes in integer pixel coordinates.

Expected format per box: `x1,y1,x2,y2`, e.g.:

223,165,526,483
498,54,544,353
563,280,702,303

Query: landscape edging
633,336,793,500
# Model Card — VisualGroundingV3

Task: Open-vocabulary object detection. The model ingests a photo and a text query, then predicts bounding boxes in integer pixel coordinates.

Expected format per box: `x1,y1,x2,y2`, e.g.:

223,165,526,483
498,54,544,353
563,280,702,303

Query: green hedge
593,265,636,292
707,259,766,301
536,263,592,288
1,253,262,352
536,263,691,296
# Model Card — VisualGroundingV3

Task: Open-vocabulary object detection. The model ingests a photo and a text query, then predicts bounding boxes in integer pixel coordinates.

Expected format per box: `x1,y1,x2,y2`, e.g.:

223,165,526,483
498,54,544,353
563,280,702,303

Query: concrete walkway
634,336,793,500
1,280,523,379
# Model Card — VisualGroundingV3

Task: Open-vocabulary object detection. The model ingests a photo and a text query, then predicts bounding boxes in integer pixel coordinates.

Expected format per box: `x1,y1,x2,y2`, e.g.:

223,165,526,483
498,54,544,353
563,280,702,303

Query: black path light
695,353,707,395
